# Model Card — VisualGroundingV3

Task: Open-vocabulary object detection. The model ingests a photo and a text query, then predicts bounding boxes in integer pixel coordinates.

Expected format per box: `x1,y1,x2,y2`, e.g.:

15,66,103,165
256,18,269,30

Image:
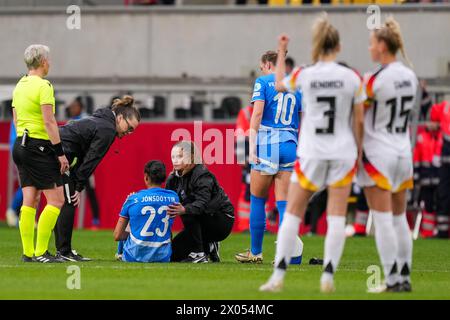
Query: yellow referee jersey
12,75,56,140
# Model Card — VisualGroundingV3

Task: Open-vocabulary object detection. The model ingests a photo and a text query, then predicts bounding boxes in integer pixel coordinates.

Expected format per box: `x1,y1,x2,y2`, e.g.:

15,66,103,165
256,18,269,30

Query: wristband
52,142,64,157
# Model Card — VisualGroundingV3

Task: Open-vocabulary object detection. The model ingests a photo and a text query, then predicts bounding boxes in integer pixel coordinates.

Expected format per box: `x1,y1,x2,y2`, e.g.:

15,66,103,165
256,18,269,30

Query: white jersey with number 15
364,61,418,158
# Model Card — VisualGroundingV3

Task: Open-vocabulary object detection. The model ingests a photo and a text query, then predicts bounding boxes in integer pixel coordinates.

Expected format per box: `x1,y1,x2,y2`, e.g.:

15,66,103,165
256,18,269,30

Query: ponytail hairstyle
111,95,141,122
312,13,340,64
373,16,412,67
261,50,278,66
173,140,202,165
144,160,166,185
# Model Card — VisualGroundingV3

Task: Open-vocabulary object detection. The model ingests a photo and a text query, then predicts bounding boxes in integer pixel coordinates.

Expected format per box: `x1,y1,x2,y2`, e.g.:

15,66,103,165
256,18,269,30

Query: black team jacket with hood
59,107,117,192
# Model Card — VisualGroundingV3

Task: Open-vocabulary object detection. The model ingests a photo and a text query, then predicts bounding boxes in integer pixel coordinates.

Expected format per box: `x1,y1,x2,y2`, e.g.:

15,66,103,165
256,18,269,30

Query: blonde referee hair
24,44,50,70
374,16,412,67
312,13,340,64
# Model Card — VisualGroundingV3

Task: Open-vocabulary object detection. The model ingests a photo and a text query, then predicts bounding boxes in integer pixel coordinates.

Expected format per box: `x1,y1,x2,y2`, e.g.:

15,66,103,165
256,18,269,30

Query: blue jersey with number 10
251,73,302,133
119,187,179,263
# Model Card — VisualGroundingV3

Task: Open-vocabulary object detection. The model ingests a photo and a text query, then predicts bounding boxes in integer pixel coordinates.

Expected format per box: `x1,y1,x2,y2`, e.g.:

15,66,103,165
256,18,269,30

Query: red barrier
0,121,242,230
0,122,10,220
0,121,327,234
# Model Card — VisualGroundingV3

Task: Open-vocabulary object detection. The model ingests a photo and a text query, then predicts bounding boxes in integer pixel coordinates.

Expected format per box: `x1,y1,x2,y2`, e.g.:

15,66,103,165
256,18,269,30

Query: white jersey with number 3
364,61,418,158
283,61,366,160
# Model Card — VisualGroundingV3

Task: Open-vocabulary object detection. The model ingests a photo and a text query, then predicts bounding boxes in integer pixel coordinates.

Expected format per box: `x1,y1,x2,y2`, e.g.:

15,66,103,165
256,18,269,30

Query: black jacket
166,164,234,217
60,107,117,191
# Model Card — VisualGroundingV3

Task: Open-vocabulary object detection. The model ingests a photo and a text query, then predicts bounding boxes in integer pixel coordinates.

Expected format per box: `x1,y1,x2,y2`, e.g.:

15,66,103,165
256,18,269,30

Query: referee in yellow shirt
12,44,69,263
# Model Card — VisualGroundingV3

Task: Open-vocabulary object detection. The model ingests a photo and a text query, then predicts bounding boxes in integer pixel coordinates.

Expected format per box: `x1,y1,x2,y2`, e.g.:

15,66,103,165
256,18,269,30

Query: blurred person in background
285,56,295,75
419,80,432,121
5,122,23,227
413,121,442,238
54,95,141,262
235,103,253,232
430,100,450,238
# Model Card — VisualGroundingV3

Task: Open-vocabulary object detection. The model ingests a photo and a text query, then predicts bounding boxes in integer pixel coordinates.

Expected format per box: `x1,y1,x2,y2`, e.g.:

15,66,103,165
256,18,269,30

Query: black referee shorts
12,137,63,190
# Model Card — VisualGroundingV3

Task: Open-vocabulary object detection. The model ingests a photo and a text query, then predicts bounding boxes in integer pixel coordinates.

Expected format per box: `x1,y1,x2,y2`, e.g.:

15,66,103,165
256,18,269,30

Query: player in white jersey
260,14,365,293
359,17,418,293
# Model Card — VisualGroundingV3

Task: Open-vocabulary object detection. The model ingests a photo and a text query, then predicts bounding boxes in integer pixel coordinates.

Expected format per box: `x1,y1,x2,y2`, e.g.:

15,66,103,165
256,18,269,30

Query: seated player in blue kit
113,160,179,262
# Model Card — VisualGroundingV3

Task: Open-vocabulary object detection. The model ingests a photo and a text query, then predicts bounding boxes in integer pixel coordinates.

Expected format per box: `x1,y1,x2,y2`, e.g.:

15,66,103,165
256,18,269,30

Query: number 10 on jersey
274,92,296,125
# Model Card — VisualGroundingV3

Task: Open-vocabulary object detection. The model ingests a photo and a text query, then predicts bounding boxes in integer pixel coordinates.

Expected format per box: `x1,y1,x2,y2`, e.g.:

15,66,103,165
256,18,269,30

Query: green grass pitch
0,225,449,300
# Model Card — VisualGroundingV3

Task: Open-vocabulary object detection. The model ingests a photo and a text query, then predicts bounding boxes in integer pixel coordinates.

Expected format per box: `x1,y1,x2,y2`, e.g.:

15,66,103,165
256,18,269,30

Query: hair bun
112,95,135,108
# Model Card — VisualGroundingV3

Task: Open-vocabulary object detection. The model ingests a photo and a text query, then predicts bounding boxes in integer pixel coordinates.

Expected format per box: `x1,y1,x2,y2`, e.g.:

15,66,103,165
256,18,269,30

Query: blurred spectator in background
430,100,450,238
235,104,253,232
67,96,88,120
125,0,175,5
66,96,101,229
285,56,295,75
413,122,442,237
352,185,370,236
419,80,432,121
5,122,23,227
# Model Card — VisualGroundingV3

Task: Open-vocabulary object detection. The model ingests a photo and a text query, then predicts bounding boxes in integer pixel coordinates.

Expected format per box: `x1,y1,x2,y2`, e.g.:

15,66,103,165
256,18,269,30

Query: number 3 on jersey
140,205,170,238
316,96,336,134
273,92,296,125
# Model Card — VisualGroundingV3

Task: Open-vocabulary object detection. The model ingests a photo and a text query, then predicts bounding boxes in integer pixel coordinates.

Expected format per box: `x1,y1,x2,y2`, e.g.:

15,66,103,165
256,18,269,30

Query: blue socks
276,200,287,225
12,189,23,213
250,195,267,256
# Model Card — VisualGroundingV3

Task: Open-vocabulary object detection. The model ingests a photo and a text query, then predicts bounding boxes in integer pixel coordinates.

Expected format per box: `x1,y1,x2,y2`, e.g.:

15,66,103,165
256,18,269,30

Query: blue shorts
122,238,171,263
252,140,297,175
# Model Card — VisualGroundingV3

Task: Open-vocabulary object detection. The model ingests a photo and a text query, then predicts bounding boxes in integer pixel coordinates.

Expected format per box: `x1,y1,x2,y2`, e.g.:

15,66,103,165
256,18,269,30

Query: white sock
272,212,301,282
293,236,304,257
321,216,346,283
393,213,413,283
372,210,399,286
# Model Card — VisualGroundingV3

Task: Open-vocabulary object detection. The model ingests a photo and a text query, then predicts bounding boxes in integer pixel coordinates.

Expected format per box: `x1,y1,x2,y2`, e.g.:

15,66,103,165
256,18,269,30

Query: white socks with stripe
321,215,346,284
393,212,413,283
271,212,301,282
372,210,399,286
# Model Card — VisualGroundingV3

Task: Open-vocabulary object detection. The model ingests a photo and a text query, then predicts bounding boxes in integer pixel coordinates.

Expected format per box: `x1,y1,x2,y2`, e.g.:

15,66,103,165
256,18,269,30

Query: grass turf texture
0,225,449,299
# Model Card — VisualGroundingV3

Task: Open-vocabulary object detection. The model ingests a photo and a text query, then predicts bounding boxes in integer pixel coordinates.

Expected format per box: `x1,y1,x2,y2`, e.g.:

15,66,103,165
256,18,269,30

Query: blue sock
276,200,287,225
290,255,302,265
117,240,124,254
12,189,23,214
250,195,267,256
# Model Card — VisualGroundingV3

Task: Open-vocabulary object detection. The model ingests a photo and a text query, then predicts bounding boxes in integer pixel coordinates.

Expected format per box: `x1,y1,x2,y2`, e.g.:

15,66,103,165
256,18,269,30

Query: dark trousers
436,141,450,237
54,202,76,254
54,174,76,254
54,170,100,253
171,212,234,262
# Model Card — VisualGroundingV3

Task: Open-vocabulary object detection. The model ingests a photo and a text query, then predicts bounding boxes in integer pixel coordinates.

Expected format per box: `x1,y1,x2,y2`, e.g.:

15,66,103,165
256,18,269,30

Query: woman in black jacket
54,95,140,261
166,141,235,263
